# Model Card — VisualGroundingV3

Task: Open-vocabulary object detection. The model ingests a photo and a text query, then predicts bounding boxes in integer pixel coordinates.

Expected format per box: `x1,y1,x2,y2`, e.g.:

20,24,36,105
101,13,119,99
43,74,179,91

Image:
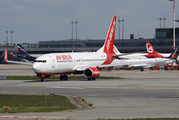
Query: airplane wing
129,64,151,68
5,60,33,66
97,63,149,68
21,58,32,63
4,48,33,66
97,61,159,69
75,66,90,71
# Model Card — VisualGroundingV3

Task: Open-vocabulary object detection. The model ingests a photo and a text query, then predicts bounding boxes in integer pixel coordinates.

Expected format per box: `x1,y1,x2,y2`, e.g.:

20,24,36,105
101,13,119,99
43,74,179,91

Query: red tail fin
145,42,165,58
103,16,116,53
5,48,8,61
146,42,157,54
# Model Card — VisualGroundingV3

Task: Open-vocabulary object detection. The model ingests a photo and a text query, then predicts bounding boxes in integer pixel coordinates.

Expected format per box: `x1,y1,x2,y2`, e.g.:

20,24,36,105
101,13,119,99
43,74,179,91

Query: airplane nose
32,63,41,73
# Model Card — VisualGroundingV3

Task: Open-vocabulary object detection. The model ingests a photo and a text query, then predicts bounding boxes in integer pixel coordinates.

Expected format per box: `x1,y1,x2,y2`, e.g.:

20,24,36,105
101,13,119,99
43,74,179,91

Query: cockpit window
34,60,46,63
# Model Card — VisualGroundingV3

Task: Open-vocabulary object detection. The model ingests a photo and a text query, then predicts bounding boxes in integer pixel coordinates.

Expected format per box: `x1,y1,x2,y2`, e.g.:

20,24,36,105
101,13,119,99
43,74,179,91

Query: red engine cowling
84,67,100,79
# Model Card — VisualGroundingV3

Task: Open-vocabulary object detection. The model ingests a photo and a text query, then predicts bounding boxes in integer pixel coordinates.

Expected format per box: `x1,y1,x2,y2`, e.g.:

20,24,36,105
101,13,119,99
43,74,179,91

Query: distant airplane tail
146,42,157,54
166,47,178,60
97,16,116,53
145,42,165,58
17,44,36,61
4,48,8,61
113,45,121,55
17,44,27,54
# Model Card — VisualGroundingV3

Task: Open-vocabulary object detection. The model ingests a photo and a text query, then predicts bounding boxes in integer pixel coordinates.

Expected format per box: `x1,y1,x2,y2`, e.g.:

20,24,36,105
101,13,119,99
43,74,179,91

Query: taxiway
0,64,179,119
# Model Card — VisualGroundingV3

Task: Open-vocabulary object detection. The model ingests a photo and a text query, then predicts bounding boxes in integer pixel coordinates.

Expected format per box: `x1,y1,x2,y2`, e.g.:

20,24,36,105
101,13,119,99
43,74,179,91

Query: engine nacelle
84,67,100,79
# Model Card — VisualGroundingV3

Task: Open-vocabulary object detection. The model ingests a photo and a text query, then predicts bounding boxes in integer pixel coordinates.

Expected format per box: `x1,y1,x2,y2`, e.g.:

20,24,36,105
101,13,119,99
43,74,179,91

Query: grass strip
97,118,179,120
0,94,77,113
6,75,122,80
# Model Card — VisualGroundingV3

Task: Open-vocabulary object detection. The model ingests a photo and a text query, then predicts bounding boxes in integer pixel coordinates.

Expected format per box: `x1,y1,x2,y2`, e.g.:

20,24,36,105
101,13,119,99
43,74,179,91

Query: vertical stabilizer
145,42,165,58
166,47,178,59
5,48,8,61
146,42,157,54
97,16,116,53
17,44,27,54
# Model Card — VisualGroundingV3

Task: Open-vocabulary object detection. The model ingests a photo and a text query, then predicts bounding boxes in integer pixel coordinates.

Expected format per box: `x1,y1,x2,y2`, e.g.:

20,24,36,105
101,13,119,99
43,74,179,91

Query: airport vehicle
5,16,117,81
104,47,178,71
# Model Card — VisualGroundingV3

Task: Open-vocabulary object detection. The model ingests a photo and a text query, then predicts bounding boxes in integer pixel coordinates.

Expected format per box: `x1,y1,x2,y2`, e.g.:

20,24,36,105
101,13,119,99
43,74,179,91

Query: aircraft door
78,58,83,65
49,56,55,68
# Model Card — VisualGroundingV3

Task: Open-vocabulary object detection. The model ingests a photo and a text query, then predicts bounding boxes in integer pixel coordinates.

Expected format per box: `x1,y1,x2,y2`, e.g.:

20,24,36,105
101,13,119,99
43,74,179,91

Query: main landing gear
87,78,96,81
60,75,68,81
140,68,144,71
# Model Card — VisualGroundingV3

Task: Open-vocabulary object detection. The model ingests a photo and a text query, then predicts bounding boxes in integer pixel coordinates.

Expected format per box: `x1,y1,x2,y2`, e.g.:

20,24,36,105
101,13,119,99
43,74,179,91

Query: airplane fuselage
111,58,175,68
32,52,113,75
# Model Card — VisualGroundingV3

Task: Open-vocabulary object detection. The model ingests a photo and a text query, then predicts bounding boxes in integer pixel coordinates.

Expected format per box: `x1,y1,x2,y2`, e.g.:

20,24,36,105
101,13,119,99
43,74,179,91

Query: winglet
4,48,8,61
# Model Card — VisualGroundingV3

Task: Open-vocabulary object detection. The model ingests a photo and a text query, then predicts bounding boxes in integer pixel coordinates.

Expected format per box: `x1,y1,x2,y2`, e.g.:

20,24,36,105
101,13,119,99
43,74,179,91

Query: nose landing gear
41,77,45,82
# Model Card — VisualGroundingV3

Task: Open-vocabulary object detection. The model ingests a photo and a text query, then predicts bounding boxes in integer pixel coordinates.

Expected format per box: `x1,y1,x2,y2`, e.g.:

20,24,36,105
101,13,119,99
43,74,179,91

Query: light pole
122,16,125,51
118,16,121,40
6,28,8,46
71,18,74,52
163,14,167,52
159,14,162,28
75,18,78,51
122,16,125,40
118,16,121,50
163,14,166,28
169,0,176,49
11,27,13,46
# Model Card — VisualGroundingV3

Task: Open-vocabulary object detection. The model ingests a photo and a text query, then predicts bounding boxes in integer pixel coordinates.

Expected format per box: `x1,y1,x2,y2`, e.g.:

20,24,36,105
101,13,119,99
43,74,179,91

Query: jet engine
84,67,100,79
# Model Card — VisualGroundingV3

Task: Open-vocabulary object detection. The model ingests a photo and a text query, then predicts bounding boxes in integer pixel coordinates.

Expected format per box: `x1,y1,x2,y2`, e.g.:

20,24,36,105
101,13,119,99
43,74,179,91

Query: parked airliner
115,41,175,60
145,42,170,58
5,16,117,81
105,47,178,71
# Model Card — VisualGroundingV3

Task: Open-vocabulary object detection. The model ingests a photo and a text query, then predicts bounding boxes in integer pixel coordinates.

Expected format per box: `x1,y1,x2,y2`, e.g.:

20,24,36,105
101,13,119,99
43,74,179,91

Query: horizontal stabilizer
4,48,33,66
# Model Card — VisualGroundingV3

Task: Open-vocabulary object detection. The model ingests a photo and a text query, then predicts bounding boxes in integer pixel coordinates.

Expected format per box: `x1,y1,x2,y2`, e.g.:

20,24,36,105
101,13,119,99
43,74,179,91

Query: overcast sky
0,0,178,44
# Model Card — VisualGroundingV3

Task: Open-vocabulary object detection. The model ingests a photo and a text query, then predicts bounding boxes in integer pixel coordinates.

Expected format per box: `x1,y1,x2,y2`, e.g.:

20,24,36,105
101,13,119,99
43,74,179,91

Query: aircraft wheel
60,75,68,81
140,68,144,71
64,75,68,81
60,75,64,81
88,78,91,81
41,77,45,82
92,78,96,81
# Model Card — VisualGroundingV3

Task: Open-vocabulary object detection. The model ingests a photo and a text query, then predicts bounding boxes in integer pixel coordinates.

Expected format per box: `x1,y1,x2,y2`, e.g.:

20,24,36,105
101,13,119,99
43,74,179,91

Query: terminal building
37,27,179,53
0,27,179,63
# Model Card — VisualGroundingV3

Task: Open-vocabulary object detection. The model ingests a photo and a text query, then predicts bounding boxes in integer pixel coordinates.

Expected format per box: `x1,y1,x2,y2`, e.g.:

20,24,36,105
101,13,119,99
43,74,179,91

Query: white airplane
5,16,118,81
114,41,175,60
145,42,170,58
103,47,178,71
114,46,147,59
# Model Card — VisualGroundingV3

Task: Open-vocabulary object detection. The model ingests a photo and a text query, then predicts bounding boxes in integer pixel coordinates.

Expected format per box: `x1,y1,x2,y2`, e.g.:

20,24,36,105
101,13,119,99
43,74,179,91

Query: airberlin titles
56,55,72,61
